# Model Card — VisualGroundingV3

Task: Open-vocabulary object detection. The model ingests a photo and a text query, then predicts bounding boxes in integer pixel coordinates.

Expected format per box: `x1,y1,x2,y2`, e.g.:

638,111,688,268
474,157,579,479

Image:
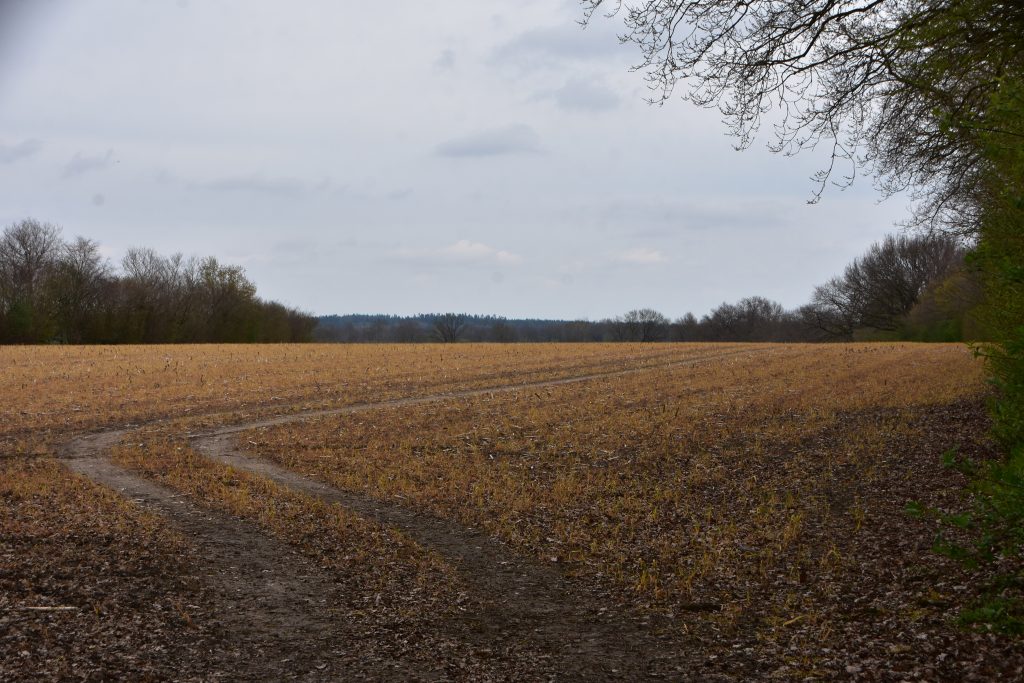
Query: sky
0,0,911,320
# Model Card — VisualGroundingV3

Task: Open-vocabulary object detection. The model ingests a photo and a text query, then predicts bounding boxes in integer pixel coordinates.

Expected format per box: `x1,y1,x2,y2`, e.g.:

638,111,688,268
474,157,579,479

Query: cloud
385,187,413,201
617,247,667,264
435,124,542,158
0,138,42,164
62,149,115,178
491,23,625,69
558,197,793,234
441,240,521,264
191,174,308,195
397,240,522,266
434,48,456,69
536,77,620,112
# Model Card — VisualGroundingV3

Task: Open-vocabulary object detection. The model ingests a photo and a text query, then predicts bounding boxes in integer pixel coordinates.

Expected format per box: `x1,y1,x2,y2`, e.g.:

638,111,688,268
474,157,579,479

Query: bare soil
13,346,1018,681
34,350,762,681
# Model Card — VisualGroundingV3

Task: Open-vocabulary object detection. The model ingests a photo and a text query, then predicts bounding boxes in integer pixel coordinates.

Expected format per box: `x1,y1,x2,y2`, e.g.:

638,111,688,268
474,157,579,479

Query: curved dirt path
57,347,770,680
196,431,687,679
194,346,765,437
186,347,772,679
60,433,438,681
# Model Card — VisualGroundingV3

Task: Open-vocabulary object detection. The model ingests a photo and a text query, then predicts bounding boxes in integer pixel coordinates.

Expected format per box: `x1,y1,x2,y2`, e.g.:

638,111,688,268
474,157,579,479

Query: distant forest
317,233,980,344
0,219,315,344
2,218,978,345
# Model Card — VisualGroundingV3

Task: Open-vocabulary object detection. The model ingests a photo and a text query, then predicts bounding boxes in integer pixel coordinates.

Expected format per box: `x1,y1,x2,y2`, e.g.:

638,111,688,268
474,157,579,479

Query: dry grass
0,459,219,680
6,342,1022,679
111,432,461,612
239,343,1024,677
0,342,744,454
244,344,981,587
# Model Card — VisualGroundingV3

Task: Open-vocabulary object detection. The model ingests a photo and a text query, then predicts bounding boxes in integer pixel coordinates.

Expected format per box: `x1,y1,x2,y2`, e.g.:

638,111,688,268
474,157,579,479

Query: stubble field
2,343,1022,681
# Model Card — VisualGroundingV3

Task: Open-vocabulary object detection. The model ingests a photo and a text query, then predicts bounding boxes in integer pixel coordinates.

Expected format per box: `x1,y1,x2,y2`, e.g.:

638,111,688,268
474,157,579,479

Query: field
2,343,1023,681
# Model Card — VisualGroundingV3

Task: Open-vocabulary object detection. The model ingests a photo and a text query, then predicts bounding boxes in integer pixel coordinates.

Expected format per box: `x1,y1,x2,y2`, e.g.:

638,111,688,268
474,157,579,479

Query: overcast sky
0,0,910,319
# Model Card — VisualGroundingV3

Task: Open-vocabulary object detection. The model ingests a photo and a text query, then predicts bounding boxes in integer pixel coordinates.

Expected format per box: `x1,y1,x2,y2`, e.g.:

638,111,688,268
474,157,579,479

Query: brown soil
59,434,436,681
37,346,1022,681
199,346,765,437
194,432,697,680
42,349,765,681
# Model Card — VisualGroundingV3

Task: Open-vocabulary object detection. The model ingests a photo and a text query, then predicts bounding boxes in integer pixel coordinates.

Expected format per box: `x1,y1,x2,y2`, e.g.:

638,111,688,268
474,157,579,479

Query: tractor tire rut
60,433,434,681
55,348,770,680
195,432,682,680
201,346,764,438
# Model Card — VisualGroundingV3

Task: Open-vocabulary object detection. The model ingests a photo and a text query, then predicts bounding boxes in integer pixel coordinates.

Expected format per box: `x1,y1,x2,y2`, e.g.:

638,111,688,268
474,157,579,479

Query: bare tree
432,313,466,343
393,318,424,343
582,0,1023,234
120,248,193,342
612,308,669,342
0,219,63,341
561,320,602,342
701,297,786,341
490,319,519,343
0,220,313,344
797,301,855,341
49,237,111,343
671,312,700,341
807,233,965,336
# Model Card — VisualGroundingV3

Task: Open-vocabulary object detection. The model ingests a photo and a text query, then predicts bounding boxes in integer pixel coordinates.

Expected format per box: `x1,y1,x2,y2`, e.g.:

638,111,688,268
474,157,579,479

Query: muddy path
60,433,440,681
53,348,771,680
195,432,693,680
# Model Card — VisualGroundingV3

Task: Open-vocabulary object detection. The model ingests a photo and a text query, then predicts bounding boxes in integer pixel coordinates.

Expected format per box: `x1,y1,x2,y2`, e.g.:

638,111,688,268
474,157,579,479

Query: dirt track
52,348,766,680
62,439,428,681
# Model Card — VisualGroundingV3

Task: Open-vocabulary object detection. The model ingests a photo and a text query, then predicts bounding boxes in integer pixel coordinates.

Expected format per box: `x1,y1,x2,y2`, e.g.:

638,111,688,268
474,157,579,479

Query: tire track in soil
1,346,751,449
58,347,773,680
196,433,684,680
185,347,775,680
60,433,437,682
198,346,770,438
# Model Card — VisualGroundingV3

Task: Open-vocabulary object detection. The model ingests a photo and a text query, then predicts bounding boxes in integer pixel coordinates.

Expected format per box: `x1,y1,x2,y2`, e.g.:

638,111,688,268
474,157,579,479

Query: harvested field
0,343,748,455
2,343,1023,680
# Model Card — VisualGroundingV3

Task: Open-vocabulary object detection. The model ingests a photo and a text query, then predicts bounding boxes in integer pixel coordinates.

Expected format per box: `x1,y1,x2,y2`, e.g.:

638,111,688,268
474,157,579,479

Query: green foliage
936,448,1024,558
910,446,1024,633
959,593,1024,636
925,71,1024,632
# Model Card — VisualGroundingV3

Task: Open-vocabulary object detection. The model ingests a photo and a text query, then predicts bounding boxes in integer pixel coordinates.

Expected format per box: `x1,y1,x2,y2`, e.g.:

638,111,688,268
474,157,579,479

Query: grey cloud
435,48,456,69
191,174,308,195
62,149,114,178
0,138,41,164
435,124,541,158
385,187,413,201
394,240,522,266
615,247,668,265
538,77,620,112
561,197,793,233
1,1,909,319
491,23,625,69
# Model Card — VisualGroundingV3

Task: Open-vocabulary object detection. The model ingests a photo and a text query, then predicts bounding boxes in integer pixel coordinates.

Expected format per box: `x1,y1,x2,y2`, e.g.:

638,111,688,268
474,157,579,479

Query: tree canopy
0,220,315,344
583,0,1023,229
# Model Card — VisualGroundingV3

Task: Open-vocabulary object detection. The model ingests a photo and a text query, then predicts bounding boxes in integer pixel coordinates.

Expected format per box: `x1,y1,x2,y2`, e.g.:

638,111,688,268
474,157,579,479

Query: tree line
610,232,975,343
0,219,315,344
0,217,980,346
316,231,974,344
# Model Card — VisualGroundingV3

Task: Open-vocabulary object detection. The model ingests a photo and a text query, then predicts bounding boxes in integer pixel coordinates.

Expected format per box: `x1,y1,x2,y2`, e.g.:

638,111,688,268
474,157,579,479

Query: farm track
60,434,429,681
56,347,772,680
2,345,756,450
190,345,769,438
